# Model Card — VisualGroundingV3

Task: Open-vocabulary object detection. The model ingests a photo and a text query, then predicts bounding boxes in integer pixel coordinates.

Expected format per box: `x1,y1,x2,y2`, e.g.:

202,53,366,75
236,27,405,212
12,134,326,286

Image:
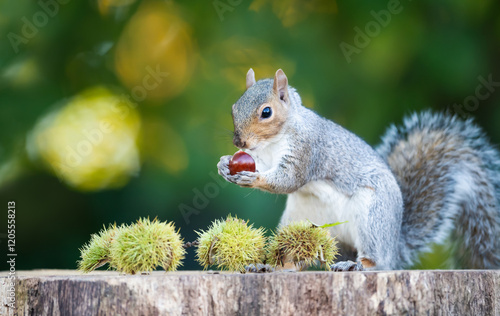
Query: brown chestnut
229,151,256,175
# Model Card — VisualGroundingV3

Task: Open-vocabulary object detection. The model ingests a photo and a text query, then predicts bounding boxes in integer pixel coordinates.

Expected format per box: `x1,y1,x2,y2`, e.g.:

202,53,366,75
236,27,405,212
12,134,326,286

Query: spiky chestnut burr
266,221,339,271
196,215,266,273
109,218,185,274
77,223,123,273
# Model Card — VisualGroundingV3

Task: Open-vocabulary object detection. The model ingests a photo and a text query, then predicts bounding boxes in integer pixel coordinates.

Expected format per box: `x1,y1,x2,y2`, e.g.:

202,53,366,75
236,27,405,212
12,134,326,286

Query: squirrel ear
246,68,256,89
273,69,289,103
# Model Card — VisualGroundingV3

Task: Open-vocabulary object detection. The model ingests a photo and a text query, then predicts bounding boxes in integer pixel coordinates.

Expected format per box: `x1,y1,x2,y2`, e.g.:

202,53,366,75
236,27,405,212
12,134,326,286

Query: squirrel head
231,68,290,150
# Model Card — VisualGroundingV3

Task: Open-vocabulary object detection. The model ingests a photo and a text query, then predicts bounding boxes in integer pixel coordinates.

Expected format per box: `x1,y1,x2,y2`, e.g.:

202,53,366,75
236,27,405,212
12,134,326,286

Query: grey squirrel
217,68,500,271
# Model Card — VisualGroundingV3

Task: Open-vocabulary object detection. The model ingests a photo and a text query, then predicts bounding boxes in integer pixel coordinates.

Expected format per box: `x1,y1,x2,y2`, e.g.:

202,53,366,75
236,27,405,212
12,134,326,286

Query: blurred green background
1,0,499,271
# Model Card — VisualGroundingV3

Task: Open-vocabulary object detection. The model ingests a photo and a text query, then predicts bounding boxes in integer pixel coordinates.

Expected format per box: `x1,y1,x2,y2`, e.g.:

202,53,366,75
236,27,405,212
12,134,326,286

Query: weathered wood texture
1,270,499,315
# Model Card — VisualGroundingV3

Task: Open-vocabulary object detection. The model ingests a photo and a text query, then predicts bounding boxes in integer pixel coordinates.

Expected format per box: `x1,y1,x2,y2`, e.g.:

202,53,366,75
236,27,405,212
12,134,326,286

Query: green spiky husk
266,221,338,270
196,215,266,273
109,218,185,274
77,223,122,273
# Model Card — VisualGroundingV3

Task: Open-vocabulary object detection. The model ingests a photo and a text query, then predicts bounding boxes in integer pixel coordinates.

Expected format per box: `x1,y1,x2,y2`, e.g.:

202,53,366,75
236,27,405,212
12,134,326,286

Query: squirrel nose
233,134,247,148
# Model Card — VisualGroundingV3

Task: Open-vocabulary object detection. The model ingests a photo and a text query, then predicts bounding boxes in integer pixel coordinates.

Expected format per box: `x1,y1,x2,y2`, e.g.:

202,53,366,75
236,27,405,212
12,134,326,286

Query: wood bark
1,270,499,315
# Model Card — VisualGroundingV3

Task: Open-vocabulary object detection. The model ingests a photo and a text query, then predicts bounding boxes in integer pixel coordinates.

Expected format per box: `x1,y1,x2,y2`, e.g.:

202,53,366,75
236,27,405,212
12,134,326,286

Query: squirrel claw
233,171,258,186
330,260,364,272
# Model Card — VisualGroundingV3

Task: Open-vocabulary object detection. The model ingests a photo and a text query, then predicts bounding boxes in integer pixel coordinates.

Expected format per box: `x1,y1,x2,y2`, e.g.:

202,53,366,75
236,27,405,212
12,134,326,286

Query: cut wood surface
1,270,499,315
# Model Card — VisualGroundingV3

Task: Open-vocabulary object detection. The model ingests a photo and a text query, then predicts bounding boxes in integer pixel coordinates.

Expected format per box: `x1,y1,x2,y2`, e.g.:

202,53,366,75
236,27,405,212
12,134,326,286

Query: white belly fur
246,133,289,173
280,180,374,250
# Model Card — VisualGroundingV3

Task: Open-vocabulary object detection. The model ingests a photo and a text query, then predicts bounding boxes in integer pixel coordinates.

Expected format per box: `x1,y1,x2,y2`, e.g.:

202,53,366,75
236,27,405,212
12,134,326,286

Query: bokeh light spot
114,1,196,103
27,87,142,191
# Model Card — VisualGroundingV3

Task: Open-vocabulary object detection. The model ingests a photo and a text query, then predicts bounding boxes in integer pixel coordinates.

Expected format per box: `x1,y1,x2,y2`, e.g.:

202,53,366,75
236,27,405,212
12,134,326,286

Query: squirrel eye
261,106,272,119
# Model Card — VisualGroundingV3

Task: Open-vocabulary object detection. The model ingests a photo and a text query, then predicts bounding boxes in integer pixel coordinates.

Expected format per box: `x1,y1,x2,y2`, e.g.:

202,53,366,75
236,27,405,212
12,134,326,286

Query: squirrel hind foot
245,263,275,273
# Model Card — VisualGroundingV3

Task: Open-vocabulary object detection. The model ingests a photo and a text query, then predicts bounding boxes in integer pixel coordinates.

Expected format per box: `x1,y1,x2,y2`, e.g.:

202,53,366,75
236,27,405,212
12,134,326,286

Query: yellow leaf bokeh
27,87,142,191
114,1,196,103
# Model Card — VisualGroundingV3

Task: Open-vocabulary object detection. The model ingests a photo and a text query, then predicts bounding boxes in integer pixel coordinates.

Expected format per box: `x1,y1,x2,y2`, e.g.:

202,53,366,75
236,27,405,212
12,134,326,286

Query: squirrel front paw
217,155,232,180
231,171,259,187
330,260,365,272
217,155,260,187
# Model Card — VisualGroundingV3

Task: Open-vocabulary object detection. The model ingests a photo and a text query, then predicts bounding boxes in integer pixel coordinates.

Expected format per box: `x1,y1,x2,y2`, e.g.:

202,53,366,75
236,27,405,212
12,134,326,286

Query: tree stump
1,270,499,315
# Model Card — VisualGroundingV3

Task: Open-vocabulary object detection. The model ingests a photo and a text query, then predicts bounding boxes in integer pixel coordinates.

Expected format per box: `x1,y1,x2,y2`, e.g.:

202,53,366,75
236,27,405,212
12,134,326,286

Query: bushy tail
376,111,500,269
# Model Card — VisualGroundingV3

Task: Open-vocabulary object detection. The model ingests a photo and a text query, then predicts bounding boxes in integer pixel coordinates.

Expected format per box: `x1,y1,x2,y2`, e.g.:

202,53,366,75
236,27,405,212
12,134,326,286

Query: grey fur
219,76,500,270
221,78,403,270
232,79,274,135
377,111,500,268
330,260,364,271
